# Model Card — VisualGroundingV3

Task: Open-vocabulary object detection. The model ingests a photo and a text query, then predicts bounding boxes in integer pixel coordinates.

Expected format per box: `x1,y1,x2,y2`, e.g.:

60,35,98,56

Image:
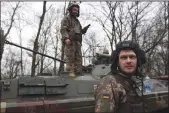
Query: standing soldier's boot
69,70,76,77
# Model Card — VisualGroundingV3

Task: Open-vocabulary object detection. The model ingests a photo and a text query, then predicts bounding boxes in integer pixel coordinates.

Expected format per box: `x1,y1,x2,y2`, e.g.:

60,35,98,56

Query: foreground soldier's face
118,50,137,74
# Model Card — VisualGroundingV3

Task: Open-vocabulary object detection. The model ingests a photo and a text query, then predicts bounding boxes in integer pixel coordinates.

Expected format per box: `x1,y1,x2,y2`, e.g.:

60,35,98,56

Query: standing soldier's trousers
64,41,82,74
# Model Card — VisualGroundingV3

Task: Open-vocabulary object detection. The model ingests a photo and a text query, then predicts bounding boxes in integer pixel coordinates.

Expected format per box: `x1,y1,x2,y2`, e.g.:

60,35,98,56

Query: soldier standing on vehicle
60,2,90,77
94,40,147,113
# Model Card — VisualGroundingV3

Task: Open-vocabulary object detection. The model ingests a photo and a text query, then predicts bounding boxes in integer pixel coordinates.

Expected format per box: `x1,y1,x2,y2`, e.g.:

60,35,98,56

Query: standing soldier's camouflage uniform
94,40,147,113
60,2,90,76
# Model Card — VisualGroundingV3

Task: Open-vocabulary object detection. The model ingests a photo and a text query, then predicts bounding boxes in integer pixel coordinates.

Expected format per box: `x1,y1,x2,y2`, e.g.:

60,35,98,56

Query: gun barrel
5,40,66,63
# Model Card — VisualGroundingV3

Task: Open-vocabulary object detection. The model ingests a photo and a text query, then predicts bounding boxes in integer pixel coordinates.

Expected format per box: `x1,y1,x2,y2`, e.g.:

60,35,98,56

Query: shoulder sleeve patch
103,93,110,99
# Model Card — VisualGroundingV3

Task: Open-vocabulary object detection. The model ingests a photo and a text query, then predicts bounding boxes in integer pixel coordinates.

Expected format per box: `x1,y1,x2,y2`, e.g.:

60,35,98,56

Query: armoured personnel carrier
0,42,168,113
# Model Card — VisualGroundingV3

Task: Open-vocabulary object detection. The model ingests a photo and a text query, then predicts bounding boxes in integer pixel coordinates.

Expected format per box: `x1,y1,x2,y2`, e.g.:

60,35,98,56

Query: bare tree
142,2,168,76
53,21,61,75
37,7,63,75
14,12,30,77
58,1,69,74
31,1,47,77
3,48,21,79
90,2,153,51
51,8,64,75
39,25,50,74
1,2,21,61
126,2,151,41
90,2,120,51
82,32,102,64
38,6,57,74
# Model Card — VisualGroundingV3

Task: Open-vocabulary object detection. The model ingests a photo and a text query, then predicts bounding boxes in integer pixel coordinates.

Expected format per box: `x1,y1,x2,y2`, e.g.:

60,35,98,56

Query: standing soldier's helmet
67,2,80,17
111,40,146,74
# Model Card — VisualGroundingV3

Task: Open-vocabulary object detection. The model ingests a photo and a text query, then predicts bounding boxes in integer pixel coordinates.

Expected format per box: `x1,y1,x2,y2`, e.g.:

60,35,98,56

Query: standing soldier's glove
81,24,91,34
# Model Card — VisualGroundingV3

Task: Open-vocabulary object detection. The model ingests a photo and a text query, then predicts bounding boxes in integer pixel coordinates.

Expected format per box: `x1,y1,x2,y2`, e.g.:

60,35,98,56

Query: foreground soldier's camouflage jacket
94,75,127,113
60,14,82,42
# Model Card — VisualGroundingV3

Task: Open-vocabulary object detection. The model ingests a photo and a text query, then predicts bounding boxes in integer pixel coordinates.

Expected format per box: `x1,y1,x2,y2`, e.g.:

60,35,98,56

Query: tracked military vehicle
0,40,169,113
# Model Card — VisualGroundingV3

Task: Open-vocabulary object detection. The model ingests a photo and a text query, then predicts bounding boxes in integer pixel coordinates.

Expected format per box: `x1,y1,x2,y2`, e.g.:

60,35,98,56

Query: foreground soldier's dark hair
111,40,146,74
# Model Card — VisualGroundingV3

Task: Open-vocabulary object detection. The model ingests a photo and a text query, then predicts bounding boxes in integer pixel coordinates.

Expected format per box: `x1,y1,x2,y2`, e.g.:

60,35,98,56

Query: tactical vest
113,74,145,113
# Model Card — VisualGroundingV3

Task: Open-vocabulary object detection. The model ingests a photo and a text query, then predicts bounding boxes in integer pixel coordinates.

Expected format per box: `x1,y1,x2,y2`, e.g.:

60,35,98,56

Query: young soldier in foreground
94,40,146,113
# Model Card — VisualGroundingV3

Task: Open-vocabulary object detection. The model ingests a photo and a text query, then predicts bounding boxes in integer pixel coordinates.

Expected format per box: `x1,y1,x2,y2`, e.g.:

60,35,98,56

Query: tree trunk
0,29,5,62
31,1,46,77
